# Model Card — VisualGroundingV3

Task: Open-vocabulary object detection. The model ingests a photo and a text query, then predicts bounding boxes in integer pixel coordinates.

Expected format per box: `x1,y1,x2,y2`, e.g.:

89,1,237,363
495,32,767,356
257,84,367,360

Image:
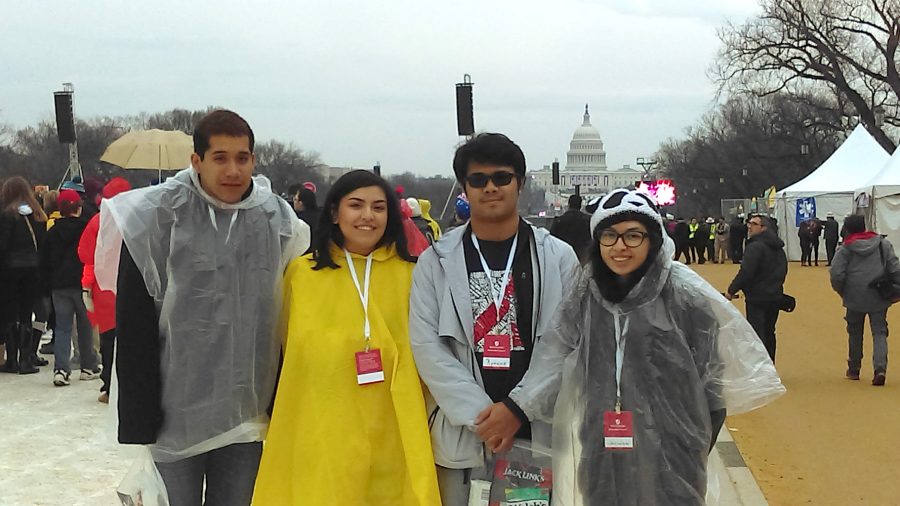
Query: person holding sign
507,189,784,505
409,133,580,506
253,170,440,505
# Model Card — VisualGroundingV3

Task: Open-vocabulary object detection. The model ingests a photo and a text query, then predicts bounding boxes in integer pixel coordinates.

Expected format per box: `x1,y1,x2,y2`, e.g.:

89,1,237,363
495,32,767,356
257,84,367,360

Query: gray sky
3,0,759,176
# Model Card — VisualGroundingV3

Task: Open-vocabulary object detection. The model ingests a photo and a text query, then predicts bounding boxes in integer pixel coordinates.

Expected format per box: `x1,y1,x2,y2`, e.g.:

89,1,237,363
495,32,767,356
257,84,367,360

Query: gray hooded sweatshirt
830,235,900,312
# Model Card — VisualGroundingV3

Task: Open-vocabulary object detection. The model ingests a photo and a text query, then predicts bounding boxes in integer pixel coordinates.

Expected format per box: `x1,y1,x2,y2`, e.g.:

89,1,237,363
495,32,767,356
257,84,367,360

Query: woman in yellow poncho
253,170,441,505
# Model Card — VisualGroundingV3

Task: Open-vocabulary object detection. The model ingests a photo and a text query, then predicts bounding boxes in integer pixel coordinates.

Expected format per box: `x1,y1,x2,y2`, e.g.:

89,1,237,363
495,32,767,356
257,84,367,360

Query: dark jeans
730,240,744,263
674,243,692,263
52,288,97,374
706,240,715,262
800,237,812,264
746,300,780,362
100,329,116,392
846,309,888,373
811,239,820,264
691,241,705,263
155,442,263,506
826,239,838,265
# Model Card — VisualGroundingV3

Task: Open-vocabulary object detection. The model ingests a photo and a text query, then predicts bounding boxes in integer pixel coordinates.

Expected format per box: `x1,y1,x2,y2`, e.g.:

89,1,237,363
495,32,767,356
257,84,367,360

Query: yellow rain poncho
418,199,442,240
253,244,441,505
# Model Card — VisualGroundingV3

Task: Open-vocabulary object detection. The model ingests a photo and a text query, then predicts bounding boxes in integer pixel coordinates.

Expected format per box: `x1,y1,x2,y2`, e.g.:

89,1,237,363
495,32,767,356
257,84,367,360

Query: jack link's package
469,441,553,506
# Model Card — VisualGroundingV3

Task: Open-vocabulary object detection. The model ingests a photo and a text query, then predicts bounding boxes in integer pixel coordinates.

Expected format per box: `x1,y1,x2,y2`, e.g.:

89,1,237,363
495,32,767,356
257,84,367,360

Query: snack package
469,440,553,506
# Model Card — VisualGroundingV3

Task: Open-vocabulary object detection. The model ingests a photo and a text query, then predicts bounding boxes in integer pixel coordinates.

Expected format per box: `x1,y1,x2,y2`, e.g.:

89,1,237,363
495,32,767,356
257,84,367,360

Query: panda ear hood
590,188,665,236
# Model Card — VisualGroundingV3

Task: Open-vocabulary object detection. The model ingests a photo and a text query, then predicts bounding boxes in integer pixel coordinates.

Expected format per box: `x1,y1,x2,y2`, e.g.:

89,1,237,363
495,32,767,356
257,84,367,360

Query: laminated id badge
355,349,384,385
482,335,511,370
603,410,634,450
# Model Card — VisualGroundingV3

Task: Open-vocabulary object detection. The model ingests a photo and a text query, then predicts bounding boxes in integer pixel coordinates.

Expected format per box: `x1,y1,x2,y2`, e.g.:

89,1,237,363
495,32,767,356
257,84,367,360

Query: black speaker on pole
455,82,474,136
552,161,560,185
373,163,381,177
54,92,76,143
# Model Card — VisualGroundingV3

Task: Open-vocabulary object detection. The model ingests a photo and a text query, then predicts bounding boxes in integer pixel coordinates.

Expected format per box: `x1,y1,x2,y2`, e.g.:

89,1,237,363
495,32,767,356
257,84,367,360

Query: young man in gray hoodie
409,133,580,506
829,215,900,385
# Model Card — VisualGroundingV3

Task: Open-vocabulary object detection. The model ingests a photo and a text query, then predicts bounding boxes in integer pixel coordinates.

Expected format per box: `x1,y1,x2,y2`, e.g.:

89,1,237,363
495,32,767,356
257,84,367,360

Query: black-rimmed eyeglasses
599,230,648,248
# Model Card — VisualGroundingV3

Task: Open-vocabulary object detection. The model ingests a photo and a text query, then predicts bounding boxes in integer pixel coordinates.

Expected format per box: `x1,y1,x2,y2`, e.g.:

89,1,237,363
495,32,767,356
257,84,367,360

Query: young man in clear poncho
95,110,310,505
508,189,785,505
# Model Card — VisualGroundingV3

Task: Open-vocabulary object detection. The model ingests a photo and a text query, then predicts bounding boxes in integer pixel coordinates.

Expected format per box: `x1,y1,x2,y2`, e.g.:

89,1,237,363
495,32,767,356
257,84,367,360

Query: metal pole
62,82,82,179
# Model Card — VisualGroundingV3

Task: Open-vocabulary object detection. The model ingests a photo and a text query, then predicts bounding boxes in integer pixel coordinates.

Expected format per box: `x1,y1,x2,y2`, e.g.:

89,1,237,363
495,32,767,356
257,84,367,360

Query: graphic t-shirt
464,220,534,439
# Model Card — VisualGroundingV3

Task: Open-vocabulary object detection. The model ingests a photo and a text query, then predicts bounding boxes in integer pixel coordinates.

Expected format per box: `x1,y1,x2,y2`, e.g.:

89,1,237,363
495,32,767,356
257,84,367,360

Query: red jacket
78,213,116,332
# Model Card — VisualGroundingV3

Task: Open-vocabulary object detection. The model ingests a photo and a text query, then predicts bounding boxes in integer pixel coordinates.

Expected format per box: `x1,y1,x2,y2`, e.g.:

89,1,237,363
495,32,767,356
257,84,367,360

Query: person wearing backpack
829,215,900,386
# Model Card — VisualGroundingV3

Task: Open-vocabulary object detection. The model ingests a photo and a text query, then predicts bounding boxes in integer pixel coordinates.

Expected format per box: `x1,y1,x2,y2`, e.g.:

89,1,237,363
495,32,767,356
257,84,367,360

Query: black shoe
0,325,18,373
39,340,54,355
873,372,886,386
32,355,48,367
17,326,38,375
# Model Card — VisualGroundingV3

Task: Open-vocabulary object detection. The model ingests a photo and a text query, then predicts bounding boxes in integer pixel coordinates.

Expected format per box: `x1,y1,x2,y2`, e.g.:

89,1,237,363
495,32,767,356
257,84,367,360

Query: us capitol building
528,105,641,207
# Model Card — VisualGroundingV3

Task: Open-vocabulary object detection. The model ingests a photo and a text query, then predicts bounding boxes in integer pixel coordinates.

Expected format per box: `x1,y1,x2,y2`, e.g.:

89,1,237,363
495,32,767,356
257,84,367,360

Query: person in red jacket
78,177,131,402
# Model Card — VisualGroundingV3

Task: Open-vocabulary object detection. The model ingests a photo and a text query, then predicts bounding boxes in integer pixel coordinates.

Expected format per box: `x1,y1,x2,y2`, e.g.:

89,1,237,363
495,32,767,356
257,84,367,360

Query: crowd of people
37,108,900,506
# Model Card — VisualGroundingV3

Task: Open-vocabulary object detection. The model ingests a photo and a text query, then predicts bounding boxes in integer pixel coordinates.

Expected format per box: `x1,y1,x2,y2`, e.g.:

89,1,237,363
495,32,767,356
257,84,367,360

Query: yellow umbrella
100,129,193,176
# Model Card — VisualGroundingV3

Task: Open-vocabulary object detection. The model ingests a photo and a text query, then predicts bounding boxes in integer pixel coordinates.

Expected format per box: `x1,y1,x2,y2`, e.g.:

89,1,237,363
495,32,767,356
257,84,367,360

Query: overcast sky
2,0,760,177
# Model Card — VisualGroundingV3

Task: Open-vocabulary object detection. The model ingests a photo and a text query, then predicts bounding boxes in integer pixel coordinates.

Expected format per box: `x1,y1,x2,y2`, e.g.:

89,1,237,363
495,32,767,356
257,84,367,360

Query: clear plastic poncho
542,237,784,505
95,168,309,463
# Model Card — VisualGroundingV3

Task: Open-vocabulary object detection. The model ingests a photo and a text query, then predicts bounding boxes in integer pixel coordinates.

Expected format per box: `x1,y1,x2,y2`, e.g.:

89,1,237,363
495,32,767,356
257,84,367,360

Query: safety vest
689,223,698,239
709,224,717,240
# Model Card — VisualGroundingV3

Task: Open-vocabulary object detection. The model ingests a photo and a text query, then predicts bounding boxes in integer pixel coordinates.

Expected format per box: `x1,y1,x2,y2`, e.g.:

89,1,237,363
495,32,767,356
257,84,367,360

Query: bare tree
716,0,900,151
656,92,842,216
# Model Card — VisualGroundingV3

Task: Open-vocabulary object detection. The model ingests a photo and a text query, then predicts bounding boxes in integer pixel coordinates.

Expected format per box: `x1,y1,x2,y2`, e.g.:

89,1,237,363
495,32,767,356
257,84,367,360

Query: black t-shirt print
464,220,534,439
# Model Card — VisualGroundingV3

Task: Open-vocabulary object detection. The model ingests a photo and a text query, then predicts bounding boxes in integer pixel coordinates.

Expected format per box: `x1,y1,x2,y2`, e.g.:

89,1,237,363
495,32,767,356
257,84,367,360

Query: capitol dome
566,104,607,170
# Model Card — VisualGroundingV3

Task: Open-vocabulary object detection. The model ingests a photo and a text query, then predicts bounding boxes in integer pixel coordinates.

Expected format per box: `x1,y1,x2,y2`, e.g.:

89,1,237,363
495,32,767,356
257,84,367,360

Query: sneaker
873,372,886,386
98,392,109,404
53,370,71,386
846,368,860,380
80,368,101,381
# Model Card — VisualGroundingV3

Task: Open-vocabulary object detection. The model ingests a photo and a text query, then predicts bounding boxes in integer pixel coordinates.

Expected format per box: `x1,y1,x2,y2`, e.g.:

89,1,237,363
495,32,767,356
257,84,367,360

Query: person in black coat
673,217,692,264
729,216,747,264
40,190,99,386
550,195,592,262
726,216,788,362
293,188,320,254
824,213,840,266
0,176,47,374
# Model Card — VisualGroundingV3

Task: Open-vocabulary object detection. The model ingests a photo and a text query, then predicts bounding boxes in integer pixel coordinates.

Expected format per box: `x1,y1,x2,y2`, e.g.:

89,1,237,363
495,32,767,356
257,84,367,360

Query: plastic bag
468,440,553,506
116,447,170,506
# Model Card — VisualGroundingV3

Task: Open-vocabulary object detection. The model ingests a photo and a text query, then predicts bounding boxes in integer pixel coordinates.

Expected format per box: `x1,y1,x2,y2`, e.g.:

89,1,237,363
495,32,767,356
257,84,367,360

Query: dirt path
694,262,900,505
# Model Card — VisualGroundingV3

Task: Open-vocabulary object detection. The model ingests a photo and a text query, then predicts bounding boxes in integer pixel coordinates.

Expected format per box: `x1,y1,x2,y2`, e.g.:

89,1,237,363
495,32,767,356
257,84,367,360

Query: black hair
287,183,302,197
568,194,582,210
844,214,866,235
311,170,415,270
588,211,663,303
193,109,255,160
297,187,318,211
451,133,526,185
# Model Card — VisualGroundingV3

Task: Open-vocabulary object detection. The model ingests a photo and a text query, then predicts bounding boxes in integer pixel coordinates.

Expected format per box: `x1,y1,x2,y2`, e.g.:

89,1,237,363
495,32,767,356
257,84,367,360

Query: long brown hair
1,176,48,222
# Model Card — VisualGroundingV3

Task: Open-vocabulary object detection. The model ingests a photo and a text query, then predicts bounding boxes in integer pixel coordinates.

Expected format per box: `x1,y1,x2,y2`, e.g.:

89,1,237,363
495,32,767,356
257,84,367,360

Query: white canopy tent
855,147,900,247
774,125,890,261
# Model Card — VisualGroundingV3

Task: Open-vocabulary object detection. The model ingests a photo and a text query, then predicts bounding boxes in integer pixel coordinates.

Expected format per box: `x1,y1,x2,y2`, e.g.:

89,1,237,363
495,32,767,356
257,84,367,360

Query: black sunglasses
465,171,517,189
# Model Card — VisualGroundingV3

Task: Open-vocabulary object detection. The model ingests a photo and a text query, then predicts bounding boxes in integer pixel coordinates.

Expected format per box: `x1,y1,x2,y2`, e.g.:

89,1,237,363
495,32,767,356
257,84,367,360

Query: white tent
855,147,900,247
774,125,890,261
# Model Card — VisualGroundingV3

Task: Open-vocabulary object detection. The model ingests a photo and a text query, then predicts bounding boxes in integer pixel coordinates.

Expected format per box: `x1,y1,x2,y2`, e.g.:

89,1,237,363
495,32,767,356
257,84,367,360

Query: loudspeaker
456,83,474,136
552,161,560,185
574,184,581,197
373,164,381,177
54,92,76,143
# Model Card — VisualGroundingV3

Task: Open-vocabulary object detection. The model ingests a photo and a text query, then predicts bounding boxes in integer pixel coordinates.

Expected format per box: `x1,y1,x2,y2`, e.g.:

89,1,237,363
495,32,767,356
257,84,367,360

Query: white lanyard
471,233,519,316
345,249,374,351
613,311,628,413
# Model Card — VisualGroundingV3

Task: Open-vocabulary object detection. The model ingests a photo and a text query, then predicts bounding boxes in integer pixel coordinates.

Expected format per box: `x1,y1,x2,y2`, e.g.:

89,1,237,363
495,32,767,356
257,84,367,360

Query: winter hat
58,189,81,206
590,188,664,237
585,196,602,214
102,177,132,199
406,198,423,218
455,194,470,219
61,180,85,194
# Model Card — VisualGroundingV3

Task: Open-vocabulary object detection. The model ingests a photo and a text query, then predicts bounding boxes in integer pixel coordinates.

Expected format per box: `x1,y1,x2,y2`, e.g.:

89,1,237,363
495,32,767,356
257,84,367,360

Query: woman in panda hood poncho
508,189,785,505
